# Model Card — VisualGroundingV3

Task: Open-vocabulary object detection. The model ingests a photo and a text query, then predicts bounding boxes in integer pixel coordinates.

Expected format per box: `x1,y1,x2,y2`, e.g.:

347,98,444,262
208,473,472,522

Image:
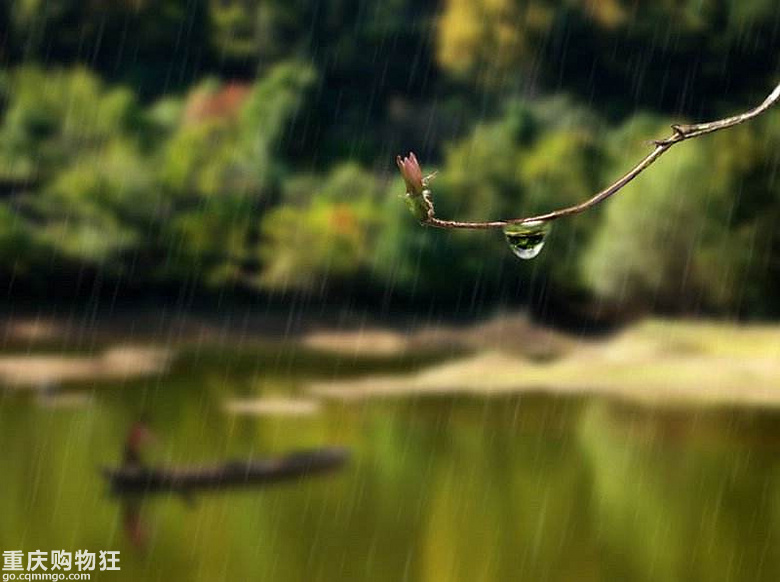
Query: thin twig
397,80,780,230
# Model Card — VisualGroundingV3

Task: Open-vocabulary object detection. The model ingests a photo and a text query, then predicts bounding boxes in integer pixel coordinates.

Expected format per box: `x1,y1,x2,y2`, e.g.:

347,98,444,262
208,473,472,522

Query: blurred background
1,1,780,581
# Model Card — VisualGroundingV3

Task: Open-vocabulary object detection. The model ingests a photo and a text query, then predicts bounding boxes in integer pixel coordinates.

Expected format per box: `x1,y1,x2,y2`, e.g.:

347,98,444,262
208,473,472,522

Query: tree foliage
0,1,779,317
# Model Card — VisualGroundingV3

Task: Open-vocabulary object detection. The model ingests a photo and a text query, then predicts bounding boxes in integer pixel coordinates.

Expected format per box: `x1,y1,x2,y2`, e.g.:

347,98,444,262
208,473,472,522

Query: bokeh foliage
0,1,779,316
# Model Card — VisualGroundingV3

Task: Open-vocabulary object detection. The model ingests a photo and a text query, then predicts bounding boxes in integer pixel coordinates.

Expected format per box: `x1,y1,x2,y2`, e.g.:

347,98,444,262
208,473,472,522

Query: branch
396,80,780,230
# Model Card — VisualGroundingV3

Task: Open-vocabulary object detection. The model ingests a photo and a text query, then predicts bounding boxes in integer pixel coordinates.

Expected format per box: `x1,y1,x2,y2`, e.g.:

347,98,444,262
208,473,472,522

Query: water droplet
503,220,551,260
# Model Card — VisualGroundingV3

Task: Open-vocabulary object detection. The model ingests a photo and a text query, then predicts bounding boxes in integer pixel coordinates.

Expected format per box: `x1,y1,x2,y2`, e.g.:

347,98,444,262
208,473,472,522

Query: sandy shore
0,347,172,388
309,320,780,407
223,397,321,417
2,311,779,407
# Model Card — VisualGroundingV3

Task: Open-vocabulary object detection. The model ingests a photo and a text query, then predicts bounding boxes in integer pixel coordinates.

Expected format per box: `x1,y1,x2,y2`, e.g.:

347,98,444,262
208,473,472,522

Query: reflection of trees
416,397,601,581
234,404,434,581
7,385,780,582
578,402,780,582
251,397,599,581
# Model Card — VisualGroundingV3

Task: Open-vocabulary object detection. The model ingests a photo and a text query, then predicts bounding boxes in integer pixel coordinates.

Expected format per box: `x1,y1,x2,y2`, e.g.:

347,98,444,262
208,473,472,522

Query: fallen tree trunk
102,447,349,495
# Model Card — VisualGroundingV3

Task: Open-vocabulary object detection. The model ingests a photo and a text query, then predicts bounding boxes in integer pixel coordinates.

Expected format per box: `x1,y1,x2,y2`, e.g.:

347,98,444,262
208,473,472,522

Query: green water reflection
1,347,780,582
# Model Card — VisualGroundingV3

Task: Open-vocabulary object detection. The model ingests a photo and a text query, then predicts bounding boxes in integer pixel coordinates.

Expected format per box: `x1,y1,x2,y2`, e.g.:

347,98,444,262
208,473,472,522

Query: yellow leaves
436,0,553,85
582,0,628,29
525,2,554,30
436,0,483,76
436,0,731,86
581,0,721,33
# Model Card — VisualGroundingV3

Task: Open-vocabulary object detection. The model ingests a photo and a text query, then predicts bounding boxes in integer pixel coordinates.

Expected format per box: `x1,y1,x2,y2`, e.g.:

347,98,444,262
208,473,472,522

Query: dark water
2,345,780,582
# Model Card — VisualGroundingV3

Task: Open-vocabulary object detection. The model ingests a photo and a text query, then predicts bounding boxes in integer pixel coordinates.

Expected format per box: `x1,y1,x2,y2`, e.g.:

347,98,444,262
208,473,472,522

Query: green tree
374,98,605,304
0,67,139,179
437,0,554,88
0,3,10,63
10,0,211,94
436,0,780,116
27,142,155,266
210,0,440,163
155,62,317,288
161,62,316,200
165,193,258,287
581,115,773,314
258,164,382,292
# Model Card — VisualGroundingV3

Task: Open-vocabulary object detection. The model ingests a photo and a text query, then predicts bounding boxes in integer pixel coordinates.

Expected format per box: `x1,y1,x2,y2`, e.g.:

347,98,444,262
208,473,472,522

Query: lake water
1,344,779,582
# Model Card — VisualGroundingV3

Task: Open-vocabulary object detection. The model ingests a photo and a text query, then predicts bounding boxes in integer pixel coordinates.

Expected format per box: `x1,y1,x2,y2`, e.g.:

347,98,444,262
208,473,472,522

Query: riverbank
309,320,780,407
1,311,778,407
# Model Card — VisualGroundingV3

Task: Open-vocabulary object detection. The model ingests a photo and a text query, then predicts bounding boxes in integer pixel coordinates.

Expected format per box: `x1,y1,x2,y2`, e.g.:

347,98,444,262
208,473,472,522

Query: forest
1,0,779,318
